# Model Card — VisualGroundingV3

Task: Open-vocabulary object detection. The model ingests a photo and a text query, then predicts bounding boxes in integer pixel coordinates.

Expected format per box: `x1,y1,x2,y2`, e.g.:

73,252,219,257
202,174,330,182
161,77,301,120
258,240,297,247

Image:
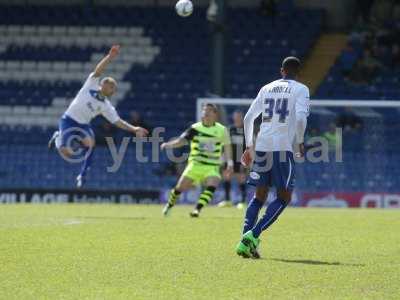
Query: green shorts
181,161,221,185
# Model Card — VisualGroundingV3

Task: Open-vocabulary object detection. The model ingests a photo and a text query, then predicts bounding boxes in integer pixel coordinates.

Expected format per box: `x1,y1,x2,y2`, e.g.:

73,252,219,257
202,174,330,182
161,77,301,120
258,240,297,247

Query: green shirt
323,131,336,150
181,122,230,166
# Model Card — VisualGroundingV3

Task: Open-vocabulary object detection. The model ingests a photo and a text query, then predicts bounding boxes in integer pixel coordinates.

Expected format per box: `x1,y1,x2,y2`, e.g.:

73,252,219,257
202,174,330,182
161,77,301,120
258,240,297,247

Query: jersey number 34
263,98,289,123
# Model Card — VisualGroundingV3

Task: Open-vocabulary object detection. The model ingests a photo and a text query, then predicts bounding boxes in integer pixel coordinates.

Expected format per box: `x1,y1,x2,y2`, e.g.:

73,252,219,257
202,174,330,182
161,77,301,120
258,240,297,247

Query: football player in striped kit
161,103,233,217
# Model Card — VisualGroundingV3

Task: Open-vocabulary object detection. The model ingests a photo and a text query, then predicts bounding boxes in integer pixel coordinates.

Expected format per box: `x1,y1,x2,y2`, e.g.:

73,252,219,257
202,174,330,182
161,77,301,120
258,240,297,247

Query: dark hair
204,103,218,113
282,56,301,76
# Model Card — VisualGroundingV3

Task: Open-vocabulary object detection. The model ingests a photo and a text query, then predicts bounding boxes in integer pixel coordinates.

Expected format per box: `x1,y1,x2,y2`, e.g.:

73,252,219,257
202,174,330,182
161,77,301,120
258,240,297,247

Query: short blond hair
100,77,117,86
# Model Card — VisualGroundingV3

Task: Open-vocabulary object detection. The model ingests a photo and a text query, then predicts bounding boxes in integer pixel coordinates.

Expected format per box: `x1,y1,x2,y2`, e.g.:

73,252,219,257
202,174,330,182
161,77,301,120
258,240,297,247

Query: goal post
196,97,400,209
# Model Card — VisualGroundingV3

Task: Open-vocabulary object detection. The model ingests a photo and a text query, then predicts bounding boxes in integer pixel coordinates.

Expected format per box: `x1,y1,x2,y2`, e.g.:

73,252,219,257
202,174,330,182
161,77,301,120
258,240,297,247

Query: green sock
168,188,181,207
196,186,216,211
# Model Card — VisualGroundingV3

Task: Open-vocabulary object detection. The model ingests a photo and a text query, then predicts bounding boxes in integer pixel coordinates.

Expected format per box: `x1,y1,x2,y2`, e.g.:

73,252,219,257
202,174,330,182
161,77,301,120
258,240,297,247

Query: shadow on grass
270,258,364,267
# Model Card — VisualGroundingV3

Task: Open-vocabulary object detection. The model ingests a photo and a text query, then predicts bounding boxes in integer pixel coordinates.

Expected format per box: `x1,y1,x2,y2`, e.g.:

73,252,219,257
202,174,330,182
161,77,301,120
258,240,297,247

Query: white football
175,0,194,17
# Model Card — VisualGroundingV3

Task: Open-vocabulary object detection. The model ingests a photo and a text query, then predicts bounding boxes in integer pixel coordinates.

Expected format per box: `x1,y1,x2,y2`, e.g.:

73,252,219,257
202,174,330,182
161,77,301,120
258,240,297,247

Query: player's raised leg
54,115,80,159
48,131,59,149
76,131,95,188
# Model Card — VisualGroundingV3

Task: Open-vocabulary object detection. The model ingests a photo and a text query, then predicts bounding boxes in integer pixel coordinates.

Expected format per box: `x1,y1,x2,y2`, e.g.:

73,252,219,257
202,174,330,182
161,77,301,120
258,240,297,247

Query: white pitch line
63,219,84,226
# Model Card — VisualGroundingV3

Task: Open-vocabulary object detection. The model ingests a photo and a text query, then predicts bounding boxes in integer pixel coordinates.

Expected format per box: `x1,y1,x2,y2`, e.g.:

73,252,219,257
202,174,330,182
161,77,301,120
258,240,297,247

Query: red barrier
300,192,400,208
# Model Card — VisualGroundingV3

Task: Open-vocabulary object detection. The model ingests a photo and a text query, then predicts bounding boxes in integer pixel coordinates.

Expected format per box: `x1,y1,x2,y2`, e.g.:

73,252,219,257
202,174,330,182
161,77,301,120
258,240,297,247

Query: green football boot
236,240,252,258
240,230,261,259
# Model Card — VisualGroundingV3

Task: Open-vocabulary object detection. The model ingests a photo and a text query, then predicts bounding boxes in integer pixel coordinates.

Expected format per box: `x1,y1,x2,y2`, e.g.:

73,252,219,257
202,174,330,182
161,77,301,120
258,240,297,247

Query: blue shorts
58,115,94,148
247,151,295,191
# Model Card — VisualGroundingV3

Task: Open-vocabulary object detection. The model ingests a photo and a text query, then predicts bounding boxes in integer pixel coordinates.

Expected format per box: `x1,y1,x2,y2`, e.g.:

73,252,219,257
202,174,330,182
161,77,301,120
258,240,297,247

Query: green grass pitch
0,204,399,299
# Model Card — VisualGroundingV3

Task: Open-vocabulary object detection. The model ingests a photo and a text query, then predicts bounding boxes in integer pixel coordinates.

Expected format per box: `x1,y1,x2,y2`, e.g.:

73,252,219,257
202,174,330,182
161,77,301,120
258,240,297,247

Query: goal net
197,98,400,209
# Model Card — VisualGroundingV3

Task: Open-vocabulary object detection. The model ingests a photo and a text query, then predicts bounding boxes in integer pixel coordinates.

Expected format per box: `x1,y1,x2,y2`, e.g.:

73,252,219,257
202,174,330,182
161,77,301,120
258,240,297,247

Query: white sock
55,132,61,149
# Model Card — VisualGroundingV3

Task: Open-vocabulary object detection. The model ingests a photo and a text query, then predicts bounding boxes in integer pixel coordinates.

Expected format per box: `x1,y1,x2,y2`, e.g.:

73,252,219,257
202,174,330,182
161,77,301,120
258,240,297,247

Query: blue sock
79,147,94,177
243,198,263,234
252,198,287,238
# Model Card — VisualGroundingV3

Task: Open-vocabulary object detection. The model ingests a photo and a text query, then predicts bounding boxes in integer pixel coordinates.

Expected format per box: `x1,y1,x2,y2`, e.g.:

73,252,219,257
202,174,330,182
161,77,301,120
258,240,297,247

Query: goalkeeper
161,103,233,217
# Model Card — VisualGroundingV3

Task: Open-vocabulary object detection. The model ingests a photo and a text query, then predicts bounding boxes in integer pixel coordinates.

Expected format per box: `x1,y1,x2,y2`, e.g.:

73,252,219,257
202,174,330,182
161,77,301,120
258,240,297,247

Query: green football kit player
161,103,233,217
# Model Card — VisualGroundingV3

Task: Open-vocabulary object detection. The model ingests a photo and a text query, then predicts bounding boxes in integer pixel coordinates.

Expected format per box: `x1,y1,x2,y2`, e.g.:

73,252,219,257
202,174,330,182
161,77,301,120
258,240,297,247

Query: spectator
349,49,382,83
360,49,383,79
372,43,391,66
332,0,400,98
339,45,359,76
349,60,369,84
349,16,372,45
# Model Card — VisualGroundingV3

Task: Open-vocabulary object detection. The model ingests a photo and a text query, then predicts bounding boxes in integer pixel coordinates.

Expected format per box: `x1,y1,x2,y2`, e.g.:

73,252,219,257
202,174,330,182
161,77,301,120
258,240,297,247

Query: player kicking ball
161,103,233,217
48,45,148,188
235,57,310,258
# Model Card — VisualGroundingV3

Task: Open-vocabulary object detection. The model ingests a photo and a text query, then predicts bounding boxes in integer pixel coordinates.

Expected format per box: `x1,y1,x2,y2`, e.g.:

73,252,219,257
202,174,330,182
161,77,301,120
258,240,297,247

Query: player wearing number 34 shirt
236,56,310,259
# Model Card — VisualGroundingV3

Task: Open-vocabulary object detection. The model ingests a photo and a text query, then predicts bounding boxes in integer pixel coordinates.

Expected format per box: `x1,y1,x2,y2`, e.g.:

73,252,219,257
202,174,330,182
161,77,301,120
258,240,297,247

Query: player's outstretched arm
93,45,120,77
114,119,149,138
161,126,195,150
160,137,187,150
